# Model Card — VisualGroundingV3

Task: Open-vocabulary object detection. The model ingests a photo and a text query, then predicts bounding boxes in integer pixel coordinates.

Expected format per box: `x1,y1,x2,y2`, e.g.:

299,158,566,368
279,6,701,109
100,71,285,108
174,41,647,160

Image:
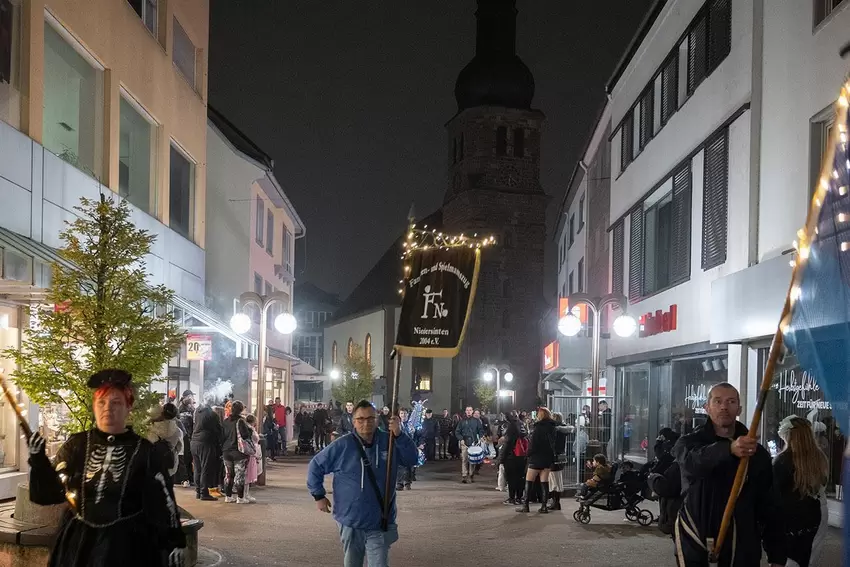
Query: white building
592,0,850,525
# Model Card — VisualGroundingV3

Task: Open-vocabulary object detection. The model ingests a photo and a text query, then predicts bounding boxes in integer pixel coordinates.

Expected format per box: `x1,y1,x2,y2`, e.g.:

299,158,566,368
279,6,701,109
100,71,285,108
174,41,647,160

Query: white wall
0,119,205,302
758,1,850,260
324,308,387,378
557,174,588,300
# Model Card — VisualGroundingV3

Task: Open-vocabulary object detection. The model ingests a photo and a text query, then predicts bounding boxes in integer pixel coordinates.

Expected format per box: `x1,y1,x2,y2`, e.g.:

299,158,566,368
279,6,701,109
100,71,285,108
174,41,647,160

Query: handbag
237,419,256,457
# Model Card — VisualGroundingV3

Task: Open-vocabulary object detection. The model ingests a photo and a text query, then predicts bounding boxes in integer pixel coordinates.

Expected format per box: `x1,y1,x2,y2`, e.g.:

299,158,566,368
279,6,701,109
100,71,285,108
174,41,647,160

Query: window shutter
687,16,708,95
670,163,693,283
639,88,654,150
628,208,644,302
708,0,732,73
620,116,634,172
702,129,729,269
660,54,678,125
612,222,624,296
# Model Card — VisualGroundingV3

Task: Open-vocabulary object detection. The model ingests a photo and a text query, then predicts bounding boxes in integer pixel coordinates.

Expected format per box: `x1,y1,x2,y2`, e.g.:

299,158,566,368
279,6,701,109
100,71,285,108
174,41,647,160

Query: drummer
455,406,485,484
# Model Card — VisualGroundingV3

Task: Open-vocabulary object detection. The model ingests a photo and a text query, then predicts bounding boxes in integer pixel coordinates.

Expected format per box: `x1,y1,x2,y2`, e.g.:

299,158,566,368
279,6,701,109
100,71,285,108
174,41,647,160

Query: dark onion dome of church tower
454,0,535,112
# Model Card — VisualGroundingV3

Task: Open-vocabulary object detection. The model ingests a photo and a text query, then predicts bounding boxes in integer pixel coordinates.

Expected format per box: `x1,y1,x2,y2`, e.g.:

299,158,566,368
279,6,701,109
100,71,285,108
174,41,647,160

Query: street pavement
176,456,843,566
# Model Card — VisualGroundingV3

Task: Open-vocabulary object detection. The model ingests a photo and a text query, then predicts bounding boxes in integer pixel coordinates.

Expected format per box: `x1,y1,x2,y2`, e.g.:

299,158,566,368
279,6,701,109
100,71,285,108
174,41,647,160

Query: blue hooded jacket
307,428,418,530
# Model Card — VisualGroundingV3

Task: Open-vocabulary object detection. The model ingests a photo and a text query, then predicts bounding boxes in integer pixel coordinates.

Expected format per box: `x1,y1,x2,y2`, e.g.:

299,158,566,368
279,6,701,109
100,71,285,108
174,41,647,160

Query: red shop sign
639,305,677,338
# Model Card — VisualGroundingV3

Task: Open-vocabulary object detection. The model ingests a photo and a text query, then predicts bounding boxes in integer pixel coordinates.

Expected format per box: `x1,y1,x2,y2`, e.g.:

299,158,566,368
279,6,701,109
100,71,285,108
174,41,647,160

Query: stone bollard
14,484,66,526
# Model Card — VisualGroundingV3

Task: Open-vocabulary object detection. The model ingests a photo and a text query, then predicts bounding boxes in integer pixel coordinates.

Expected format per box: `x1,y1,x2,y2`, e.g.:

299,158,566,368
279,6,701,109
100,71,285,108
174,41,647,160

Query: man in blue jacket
308,399,418,567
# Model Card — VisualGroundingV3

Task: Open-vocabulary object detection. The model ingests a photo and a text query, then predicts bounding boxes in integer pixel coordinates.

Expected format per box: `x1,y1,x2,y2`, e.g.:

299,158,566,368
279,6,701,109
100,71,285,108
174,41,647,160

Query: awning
542,372,582,393
171,295,256,347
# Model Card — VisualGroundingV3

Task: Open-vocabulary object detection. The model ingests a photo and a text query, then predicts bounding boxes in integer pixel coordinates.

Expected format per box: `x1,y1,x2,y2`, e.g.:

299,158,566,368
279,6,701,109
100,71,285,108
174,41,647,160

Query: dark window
266,210,274,255
169,146,194,239
620,114,634,172
412,357,433,392
687,15,708,95
639,87,654,150
815,0,847,26
496,126,507,156
255,196,264,245
1,0,16,85
670,163,693,283
127,0,157,36
569,214,575,247
687,0,730,96
612,222,625,295
254,273,263,294
628,207,644,303
578,195,585,232
568,271,574,295
502,279,512,298
578,258,584,293
502,310,510,329
513,128,525,158
660,53,679,126
810,116,836,199
702,129,729,269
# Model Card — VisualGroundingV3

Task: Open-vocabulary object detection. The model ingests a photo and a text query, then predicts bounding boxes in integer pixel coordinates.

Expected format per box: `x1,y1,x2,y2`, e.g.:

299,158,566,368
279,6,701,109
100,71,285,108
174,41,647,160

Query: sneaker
246,495,257,503
200,493,218,501
182,480,191,488
461,477,468,484
224,496,236,503
405,484,412,491
236,497,249,504
397,484,405,491
503,498,516,505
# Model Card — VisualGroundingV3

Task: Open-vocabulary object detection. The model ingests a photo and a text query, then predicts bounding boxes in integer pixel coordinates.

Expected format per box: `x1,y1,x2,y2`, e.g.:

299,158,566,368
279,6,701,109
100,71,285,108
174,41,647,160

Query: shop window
0,0,22,129
119,96,157,215
169,144,195,239
255,196,264,246
412,357,432,392
266,210,274,255
496,126,507,156
618,363,650,462
365,333,372,365
173,18,197,90
43,21,104,178
702,129,729,270
295,380,323,402
126,0,157,37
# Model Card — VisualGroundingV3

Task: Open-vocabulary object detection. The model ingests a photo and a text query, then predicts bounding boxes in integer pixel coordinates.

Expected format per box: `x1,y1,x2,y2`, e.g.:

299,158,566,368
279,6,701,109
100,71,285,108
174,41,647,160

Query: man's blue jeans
338,523,398,566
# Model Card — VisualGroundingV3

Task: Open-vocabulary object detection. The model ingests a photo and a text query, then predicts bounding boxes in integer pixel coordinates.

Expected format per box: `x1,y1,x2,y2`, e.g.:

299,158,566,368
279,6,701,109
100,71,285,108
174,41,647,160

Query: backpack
152,437,175,471
513,437,529,457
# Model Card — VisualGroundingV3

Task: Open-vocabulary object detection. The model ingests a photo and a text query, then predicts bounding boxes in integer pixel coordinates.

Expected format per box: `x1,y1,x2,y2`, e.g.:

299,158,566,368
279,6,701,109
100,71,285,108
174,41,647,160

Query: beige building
0,0,219,498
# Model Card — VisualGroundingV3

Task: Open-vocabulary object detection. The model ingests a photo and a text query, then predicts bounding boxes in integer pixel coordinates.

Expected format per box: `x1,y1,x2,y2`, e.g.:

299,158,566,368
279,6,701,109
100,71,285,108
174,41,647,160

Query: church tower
443,0,547,409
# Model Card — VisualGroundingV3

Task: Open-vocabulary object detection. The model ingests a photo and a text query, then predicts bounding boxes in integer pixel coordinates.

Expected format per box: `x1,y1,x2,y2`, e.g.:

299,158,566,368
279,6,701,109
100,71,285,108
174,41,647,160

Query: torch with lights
229,291,297,415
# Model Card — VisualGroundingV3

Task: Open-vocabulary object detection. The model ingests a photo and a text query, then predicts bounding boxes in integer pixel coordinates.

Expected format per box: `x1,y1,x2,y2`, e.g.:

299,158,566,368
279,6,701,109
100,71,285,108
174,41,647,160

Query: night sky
209,1,653,298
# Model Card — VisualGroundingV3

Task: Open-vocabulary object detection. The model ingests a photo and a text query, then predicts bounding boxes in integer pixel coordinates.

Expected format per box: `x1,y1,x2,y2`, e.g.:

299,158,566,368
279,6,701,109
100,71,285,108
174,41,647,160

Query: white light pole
558,293,635,440
482,367,513,415
230,291,297,415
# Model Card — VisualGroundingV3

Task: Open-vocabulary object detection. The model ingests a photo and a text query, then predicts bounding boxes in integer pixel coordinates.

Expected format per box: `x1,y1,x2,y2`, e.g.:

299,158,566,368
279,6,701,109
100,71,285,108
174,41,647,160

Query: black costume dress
29,428,186,567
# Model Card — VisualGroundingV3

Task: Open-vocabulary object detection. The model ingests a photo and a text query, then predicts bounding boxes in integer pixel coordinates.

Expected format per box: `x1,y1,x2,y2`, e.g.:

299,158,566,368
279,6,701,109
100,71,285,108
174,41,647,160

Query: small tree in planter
473,382,496,414
4,195,183,435
331,343,375,404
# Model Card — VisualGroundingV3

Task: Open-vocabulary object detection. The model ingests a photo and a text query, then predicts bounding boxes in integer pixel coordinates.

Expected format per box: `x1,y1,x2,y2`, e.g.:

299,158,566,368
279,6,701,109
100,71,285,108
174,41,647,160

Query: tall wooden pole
381,351,403,530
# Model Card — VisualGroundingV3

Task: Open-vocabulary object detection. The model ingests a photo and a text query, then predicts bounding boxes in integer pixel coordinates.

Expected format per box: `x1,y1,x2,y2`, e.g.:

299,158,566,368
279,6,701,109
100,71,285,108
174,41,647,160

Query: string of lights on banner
398,224,495,294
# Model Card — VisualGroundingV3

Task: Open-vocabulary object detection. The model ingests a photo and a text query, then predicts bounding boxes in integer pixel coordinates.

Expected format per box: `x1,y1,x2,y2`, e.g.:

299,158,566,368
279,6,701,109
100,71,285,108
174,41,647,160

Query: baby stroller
295,428,315,455
572,460,655,526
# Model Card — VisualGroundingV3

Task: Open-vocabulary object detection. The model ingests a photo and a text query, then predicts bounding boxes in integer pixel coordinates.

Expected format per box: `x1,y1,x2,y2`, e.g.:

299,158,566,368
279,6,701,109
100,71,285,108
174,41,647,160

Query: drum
467,445,485,465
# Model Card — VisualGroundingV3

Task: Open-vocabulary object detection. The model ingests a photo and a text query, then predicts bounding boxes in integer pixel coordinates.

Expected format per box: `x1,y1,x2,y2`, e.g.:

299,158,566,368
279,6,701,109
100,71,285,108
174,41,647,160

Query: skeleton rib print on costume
86,443,129,504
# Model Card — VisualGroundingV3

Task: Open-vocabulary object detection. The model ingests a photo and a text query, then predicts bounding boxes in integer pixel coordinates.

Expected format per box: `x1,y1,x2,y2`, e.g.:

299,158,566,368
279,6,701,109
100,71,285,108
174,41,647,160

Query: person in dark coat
191,396,223,501
437,409,453,459
263,401,279,460
421,409,438,462
176,390,195,486
28,369,186,567
647,427,682,536
673,383,785,567
517,407,558,514
495,411,528,505
220,401,252,502
313,403,330,450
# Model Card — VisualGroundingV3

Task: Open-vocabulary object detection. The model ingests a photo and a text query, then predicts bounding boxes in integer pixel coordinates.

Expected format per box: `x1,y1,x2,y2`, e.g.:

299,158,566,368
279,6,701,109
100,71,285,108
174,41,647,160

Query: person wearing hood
647,427,682,536
177,391,195,486
308,400,417,567
148,402,184,479
191,395,223,501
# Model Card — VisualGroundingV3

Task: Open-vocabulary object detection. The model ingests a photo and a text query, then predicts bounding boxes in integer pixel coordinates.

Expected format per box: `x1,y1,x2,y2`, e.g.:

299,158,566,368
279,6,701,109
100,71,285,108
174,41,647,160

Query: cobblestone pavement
176,456,842,566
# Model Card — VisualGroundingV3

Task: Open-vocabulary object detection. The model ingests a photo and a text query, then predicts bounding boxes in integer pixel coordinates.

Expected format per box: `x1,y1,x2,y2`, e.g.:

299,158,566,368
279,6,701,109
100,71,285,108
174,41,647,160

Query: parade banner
394,247,481,358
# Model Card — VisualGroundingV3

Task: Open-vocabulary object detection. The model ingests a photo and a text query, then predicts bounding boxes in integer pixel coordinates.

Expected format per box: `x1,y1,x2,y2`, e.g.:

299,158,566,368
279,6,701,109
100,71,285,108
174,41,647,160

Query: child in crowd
578,453,613,500
243,414,261,503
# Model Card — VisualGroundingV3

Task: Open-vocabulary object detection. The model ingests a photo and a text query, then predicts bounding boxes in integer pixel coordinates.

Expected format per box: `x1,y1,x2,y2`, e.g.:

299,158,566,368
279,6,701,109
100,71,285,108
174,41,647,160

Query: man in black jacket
673,383,785,567
421,409,438,462
455,406,484,483
437,409,452,459
336,401,355,438
313,403,330,450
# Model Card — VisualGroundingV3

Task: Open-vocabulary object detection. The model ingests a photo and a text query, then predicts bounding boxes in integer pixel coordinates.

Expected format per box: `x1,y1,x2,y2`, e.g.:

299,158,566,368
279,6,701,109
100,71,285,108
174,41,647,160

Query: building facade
0,0,214,498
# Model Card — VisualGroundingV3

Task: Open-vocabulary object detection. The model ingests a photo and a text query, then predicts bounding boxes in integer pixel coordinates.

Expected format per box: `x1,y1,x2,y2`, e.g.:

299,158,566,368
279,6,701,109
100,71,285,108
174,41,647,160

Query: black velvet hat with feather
87,369,133,389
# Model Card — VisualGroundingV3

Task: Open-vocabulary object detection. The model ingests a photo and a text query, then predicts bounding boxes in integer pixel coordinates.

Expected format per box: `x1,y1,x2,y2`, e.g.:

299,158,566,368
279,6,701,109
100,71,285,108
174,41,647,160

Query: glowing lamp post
229,291,297,415
482,368,513,414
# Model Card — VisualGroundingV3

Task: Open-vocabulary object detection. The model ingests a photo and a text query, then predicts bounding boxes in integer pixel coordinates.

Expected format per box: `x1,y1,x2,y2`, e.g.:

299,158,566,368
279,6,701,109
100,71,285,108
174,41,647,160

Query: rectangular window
1,247,32,282
577,258,584,293
652,73,663,136
810,113,836,199
815,0,847,26
254,273,263,294
707,0,732,74
660,53,679,126
43,21,104,178
632,106,641,159
677,38,689,106
412,357,433,392
496,126,507,156
255,196,264,246
0,0,22,129
266,210,274,255
172,18,196,89
513,128,525,158
119,96,156,214
283,227,293,273
127,0,157,36
628,207,643,302
620,114,634,172
687,14,708,95
612,221,625,295
702,129,729,270
639,87,654,150
578,195,585,232
568,271,574,296
569,214,575,247
168,145,194,239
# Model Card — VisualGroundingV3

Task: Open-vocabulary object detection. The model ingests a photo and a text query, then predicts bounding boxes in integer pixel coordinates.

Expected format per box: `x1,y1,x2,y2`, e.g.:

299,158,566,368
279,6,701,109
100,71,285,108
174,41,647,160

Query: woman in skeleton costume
27,369,186,567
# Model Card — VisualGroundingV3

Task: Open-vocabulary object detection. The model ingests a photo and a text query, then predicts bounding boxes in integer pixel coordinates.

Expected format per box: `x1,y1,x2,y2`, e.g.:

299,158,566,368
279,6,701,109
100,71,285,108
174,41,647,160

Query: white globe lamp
504,372,514,383
330,369,341,380
483,371,494,382
558,314,582,337
274,312,298,335
230,313,252,334
613,314,638,338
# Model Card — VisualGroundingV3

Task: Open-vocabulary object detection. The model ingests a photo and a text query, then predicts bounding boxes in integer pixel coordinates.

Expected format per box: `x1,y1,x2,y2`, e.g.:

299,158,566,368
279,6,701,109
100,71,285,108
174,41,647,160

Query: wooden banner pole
381,350,403,530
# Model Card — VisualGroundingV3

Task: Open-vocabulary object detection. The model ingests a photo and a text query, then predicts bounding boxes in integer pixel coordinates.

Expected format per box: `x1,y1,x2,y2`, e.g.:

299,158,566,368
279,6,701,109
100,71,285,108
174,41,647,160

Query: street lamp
557,293,635,441
329,368,341,380
230,291,297,415
481,367,513,414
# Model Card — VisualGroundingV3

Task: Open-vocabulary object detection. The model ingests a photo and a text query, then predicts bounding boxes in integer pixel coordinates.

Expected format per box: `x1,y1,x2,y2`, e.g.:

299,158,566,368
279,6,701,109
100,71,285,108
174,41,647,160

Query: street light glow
613,314,638,338
558,314,582,337
482,371,494,382
274,312,298,334
351,372,359,380
330,369,340,380
504,372,514,383
230,313,252,334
